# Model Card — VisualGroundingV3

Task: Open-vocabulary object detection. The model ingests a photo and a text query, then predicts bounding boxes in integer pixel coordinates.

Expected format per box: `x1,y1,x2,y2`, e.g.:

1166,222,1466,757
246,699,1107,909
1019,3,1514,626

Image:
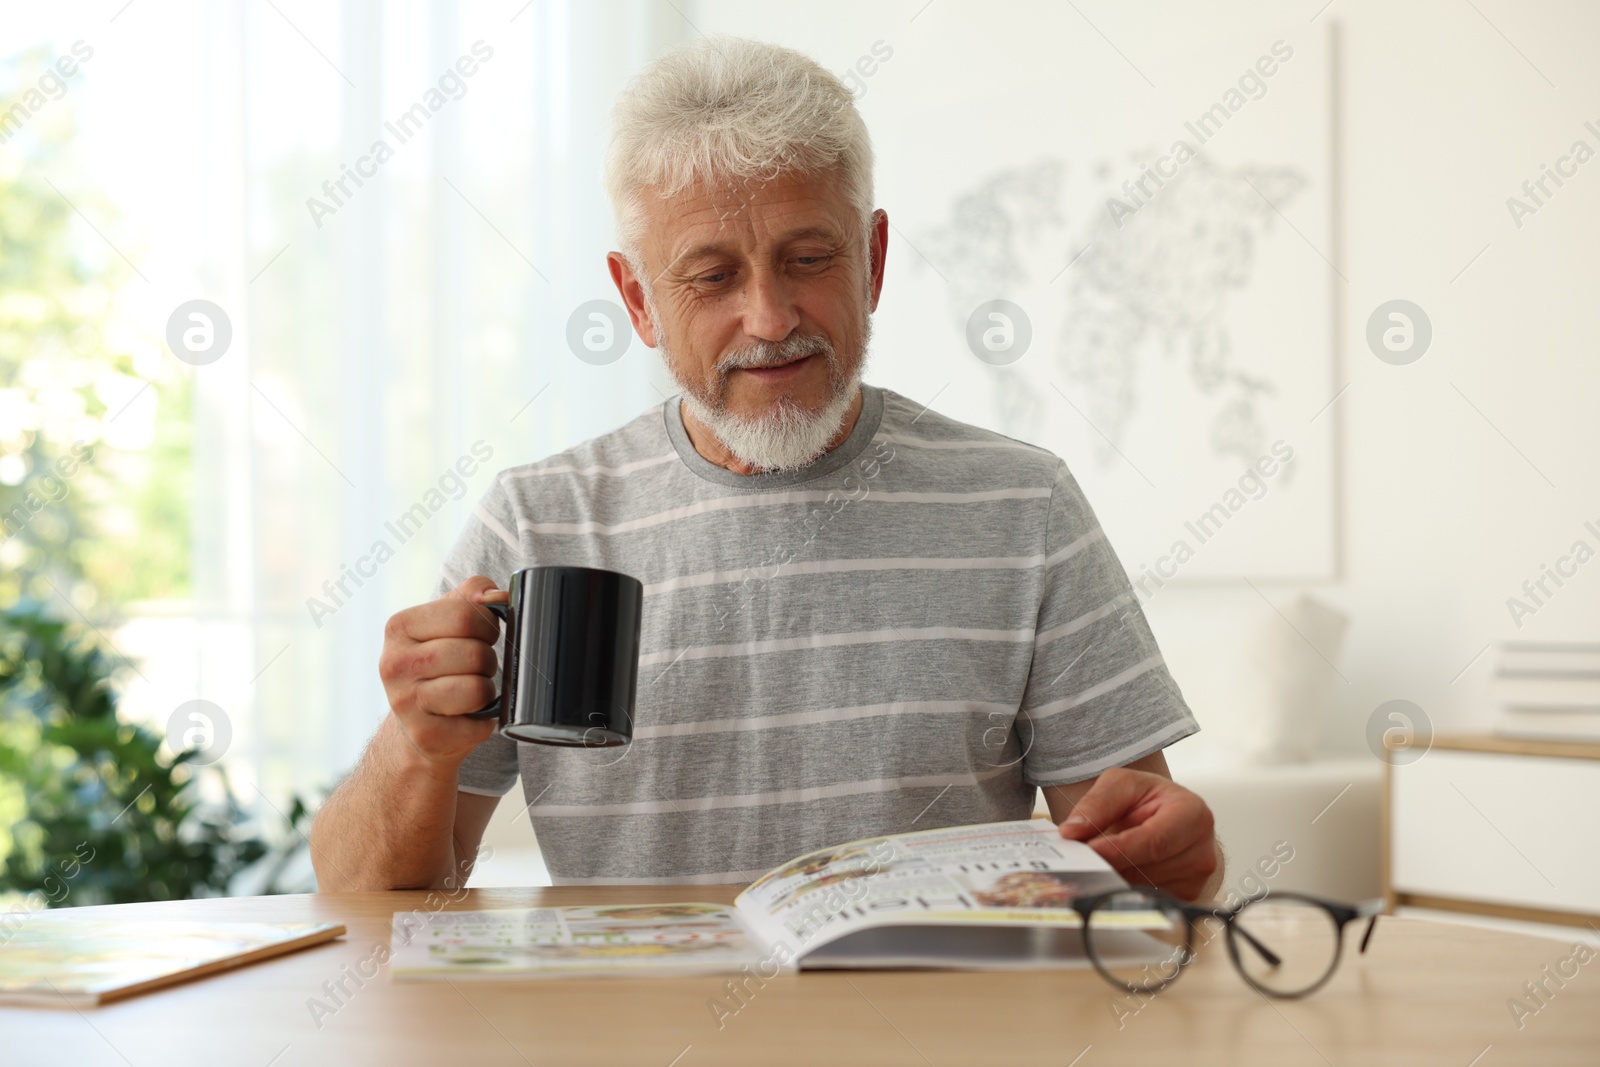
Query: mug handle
465,600,511,719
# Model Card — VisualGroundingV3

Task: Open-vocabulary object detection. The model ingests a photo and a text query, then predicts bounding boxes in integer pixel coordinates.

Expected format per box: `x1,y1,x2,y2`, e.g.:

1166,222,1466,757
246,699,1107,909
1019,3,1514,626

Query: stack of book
1490,641,1600,741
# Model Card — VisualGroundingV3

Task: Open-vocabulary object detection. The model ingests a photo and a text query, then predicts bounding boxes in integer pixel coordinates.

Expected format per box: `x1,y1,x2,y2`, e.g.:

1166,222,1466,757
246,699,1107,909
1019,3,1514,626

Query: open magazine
389,820,1171,980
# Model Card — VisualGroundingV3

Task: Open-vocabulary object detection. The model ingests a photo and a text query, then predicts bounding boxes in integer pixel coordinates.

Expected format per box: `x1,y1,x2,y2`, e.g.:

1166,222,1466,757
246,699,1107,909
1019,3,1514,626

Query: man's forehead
645,170,853,260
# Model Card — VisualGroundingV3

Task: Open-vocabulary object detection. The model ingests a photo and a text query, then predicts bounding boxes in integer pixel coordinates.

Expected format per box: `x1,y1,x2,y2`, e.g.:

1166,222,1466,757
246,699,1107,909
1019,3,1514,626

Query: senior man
312,36,1224,902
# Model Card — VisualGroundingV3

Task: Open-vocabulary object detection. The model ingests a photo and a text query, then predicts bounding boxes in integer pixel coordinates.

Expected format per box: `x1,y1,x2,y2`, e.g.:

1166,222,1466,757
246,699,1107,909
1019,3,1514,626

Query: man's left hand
1055,766,1220,902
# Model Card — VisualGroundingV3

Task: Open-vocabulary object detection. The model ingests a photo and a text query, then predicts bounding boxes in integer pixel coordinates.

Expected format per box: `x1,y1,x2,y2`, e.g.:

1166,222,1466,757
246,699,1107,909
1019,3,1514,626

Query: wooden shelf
1392,732,1600,761
1394,891,1600,929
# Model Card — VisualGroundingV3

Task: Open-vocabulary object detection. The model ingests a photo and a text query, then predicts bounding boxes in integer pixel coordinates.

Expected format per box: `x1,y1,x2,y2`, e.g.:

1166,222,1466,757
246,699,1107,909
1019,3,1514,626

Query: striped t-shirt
444,383,1198,884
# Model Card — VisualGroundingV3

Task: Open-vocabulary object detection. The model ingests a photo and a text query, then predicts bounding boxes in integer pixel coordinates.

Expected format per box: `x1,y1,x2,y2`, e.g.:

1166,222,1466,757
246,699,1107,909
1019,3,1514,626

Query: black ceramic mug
465,566,643,747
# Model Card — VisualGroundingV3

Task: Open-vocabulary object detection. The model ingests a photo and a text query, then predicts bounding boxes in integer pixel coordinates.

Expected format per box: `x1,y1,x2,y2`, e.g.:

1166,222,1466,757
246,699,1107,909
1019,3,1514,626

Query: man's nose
741,268,801,341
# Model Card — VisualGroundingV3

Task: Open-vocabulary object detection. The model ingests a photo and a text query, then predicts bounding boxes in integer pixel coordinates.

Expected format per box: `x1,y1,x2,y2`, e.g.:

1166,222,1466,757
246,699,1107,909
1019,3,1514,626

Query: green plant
0,600,307,907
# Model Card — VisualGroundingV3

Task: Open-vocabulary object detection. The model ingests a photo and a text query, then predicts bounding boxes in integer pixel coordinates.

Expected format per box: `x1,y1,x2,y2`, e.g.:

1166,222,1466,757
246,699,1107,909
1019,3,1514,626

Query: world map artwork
916,153,1309,481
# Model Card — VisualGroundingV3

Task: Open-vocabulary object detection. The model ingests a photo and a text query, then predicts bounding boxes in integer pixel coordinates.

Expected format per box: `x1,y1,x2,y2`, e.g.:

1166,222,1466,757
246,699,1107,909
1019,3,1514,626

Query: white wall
689,0,1600,767
1174,0,1600,759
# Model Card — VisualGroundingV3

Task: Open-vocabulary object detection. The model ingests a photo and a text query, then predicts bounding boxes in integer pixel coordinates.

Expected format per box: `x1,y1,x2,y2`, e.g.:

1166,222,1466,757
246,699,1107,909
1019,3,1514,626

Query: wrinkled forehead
643,166,858,267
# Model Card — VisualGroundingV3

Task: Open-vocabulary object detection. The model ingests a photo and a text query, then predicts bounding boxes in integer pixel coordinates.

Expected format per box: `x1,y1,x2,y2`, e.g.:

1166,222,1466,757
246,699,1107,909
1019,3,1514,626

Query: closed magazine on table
387,820,1172,980
0,917,346,1007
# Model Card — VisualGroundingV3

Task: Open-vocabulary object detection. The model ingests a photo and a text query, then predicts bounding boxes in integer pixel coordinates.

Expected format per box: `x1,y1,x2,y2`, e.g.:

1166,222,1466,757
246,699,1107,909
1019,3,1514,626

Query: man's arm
309,577,508,891
310,720,501,891
1042,749,1225,903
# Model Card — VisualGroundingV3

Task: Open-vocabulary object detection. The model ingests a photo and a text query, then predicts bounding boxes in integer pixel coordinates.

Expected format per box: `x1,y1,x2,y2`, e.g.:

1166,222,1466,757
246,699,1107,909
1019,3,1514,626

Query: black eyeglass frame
1072,888,1384,999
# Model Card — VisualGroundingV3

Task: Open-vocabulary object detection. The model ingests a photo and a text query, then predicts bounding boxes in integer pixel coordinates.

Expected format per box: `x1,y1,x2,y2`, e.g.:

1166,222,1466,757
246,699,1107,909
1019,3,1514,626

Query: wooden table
6,886,1598,1066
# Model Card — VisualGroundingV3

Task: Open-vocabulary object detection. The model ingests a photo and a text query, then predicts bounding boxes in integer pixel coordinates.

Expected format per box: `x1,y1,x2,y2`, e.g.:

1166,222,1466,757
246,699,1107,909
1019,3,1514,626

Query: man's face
610,167,886,470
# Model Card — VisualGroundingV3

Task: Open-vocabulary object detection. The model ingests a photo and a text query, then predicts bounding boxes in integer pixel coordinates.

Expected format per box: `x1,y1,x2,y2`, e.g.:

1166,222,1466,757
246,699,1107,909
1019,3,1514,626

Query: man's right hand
377,575,507,769
310,575,507,891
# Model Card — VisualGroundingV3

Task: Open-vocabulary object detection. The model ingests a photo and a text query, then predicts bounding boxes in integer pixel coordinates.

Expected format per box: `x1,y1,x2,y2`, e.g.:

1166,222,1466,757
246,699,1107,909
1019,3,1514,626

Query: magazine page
734,819,1145,957
387,902,774,981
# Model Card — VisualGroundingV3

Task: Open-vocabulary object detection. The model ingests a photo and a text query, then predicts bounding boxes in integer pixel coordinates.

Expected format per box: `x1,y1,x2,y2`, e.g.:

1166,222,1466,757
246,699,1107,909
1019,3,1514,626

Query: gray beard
653,298,872,473
680,375,860,473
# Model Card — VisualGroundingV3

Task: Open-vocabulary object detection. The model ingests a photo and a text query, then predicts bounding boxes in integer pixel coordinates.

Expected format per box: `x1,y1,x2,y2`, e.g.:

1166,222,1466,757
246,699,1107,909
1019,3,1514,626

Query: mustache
716,333,835,375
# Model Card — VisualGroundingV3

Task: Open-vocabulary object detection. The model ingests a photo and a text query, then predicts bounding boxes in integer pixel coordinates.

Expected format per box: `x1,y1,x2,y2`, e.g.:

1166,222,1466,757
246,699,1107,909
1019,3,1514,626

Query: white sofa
1172,759,1381,902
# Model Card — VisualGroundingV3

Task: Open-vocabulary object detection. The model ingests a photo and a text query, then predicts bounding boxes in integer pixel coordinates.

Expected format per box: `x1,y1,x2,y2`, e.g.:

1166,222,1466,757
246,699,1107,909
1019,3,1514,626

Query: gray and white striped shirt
444,384,1198,884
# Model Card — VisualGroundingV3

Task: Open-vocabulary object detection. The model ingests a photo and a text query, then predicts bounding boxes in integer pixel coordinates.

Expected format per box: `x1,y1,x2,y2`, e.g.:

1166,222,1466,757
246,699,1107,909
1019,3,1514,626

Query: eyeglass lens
1083,889,1192,993
1229,897,1343,996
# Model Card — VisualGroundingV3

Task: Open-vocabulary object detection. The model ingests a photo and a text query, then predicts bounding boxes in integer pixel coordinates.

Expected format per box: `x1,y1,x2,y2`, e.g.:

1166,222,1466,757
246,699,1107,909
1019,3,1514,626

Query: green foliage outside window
1,48,308,910
0,604,296,908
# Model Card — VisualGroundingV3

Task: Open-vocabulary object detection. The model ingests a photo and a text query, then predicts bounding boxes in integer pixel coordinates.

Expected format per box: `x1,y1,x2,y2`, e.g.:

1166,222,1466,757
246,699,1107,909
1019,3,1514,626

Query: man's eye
699,272,729,284
794,256,828,267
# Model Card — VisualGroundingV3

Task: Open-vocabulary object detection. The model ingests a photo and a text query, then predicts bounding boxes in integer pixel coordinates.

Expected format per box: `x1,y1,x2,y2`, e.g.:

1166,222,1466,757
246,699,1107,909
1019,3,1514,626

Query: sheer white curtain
179,0,690,803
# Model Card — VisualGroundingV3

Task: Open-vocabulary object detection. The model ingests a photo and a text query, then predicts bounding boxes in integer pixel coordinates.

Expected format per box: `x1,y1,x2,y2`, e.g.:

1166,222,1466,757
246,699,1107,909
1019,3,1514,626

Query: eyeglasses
1071,888,1384,999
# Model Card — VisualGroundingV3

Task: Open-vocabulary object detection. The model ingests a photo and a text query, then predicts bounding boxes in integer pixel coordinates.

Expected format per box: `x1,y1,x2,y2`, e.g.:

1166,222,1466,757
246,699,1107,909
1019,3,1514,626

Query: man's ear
606,251,659,349
866,208,889,314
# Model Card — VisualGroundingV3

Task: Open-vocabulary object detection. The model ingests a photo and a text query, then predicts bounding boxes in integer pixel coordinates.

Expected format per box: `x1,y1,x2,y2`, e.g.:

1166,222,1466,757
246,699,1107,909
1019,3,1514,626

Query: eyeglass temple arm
1191,904,1283,969
1230,922,1283,968
1354,898,1385,954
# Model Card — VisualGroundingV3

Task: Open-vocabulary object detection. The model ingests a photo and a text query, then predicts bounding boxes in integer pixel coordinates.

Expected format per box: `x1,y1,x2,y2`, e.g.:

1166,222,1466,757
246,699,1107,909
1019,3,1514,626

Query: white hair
603,35,876,275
